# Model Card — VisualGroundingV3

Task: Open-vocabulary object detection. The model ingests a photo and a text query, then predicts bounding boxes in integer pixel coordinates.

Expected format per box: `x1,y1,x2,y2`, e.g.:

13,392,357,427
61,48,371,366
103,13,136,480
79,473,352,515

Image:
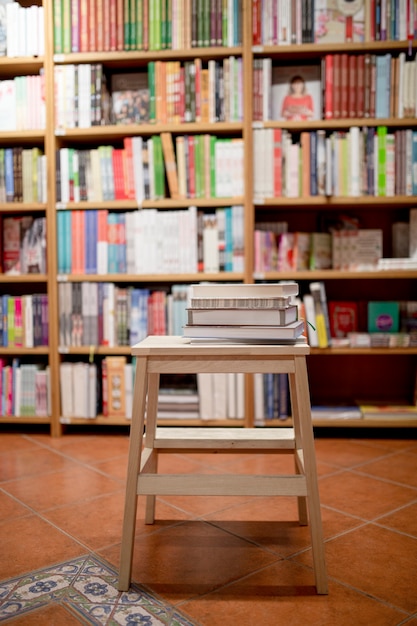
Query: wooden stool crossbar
118,335,328,594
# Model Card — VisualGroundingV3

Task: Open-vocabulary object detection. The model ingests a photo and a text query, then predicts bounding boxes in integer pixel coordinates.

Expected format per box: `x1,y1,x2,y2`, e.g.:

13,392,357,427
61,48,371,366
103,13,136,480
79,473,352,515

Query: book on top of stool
183,282,305,342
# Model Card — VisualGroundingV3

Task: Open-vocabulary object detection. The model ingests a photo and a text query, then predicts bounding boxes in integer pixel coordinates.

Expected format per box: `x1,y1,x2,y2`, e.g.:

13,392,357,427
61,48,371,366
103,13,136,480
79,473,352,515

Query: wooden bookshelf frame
0,0,416,434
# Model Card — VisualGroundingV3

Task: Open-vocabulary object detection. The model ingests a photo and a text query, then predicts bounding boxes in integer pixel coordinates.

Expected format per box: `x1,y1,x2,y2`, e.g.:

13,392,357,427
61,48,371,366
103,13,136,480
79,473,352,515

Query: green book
377,126,387,197
53,0,63,53
124,0,131,50
148,62,156,122
152,135,165,199
154,0,161,50
136,0,143,50
368,301,399,333
130,0,137,49
148,0,154,50
197,0,204,46
165,0,172,49
210,135,216,197
160,0,167,49
222,0,228,46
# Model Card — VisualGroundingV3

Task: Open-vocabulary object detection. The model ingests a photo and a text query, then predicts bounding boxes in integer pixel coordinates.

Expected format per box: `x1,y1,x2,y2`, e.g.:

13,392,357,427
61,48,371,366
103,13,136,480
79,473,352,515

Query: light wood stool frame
118,335,328,594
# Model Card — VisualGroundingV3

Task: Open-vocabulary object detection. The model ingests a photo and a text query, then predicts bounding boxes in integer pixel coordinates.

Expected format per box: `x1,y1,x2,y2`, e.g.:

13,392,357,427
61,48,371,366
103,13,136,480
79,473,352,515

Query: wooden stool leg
291,357,328,595
288,373,308,526
143,373,160,524
118,357,148,592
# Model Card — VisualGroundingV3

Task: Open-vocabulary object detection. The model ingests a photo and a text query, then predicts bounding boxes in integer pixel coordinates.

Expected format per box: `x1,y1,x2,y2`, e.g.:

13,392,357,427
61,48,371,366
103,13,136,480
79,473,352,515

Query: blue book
224,207,233,272
63,211,72,274
57,211,66,274
107,213,118,273
4,148,14,202
85,210,98,274
375,55,391,118
310,131,318,196
2,295,8,347
129,288,142,346
117,213,127,273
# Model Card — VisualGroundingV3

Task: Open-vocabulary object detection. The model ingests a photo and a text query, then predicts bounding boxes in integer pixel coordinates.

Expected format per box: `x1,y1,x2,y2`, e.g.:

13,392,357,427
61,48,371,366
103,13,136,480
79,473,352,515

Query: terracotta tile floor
1,429,417,625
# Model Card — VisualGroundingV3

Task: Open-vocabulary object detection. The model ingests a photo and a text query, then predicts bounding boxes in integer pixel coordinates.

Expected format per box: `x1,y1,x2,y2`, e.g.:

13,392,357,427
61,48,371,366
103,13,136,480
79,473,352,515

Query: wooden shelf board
260,119,417,130
59,346,132,355
58,272,245,282
0,274,47,283
254,40,417,56
310,348,417,355
53,47,244,65
0,416,51,424
57,197,244,210
0,203,47,212
56,122,243,139
257,418,417,428
0,130,45,143
254,270,417,279
254,196,417,207
0,347,49,355
59,416,244,427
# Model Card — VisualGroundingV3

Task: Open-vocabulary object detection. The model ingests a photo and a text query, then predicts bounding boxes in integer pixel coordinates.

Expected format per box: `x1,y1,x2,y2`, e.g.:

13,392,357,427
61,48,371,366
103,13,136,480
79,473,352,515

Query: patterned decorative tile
0,554,196,625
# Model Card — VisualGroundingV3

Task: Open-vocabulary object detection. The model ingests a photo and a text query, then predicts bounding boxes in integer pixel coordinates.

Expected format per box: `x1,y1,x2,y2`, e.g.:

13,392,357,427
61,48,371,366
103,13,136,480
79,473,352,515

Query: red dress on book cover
281,93,314,121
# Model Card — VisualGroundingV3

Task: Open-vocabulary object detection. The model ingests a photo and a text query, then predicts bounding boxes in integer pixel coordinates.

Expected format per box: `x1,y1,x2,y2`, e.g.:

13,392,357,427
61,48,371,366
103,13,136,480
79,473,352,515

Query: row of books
56,205,244,275
53,0,242,55
303,288,417,350
253,373,290,422
59,357,135,419
58,283,194,348
111,59,244,126
0,148,47,204
254,228,385,273
254,52,417,122
0,360,50,418
0,294,49,349
0,76,46,132
252,0,414,45
0,3,45,58
2,216,47,276
253,127,417,199
56,135,244,203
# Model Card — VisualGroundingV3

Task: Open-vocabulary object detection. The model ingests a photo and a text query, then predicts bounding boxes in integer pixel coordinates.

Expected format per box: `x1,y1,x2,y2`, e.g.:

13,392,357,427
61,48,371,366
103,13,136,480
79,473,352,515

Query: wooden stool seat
118,335,328,594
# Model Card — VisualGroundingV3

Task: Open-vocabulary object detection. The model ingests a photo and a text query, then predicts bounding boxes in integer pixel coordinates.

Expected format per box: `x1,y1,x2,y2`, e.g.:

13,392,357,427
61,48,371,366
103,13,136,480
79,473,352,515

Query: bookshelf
0,1,416,434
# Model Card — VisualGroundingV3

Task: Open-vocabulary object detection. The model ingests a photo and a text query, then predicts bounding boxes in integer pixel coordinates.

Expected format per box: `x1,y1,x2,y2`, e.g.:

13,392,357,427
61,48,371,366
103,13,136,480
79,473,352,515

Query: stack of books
183,282,305,342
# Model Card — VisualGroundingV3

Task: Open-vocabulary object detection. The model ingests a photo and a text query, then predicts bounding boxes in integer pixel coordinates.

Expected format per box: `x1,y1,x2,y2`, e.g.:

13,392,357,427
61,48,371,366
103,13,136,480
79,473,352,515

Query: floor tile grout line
347,467,417,491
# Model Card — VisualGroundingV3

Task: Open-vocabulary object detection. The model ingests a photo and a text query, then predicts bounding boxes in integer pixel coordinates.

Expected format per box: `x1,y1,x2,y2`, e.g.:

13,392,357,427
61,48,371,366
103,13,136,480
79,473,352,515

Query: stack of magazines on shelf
182,282,305,342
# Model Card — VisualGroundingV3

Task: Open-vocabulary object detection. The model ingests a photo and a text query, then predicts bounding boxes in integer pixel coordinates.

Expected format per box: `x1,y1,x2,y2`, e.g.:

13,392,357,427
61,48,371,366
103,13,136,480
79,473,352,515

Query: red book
102,0,111,51
329,301,358,338
96,0,104,50
340,53,348,118
122,138,136,200
116,0,124,50
348,55,357,117
14,297,23,347
79,0,89,52
332,54,341,119
324,54,333,119
71,210,86,274
109,0,117,51
111,149,127,200
88,0,97,51
356,55,365,118
252,0,261,45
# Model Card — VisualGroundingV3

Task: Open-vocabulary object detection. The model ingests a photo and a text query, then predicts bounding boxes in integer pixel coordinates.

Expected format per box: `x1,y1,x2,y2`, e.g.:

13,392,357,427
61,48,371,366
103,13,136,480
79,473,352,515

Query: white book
253,372,264,424
213,372,227,419
103,283,116,347
226,372,236,418
125,211,136,274
17,5,27,56
349,127,360,197
262,58,272,120
236,372,245,420
191,282,299,298
203,213,219,273
37,6,44,56
303,294,319,348
23,294,34,348
60,362,74,418
148,137,155,199
77,63,92,128
197,373,213,420
87,364,97,419
72,362,88,418
0,80,16,130
183,320,305,340
59,148,70,203
6,2,18,58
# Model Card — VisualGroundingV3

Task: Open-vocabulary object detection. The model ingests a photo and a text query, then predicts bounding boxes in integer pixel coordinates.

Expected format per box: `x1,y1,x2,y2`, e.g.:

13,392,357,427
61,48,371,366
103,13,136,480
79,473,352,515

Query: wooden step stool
118,335,328,594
